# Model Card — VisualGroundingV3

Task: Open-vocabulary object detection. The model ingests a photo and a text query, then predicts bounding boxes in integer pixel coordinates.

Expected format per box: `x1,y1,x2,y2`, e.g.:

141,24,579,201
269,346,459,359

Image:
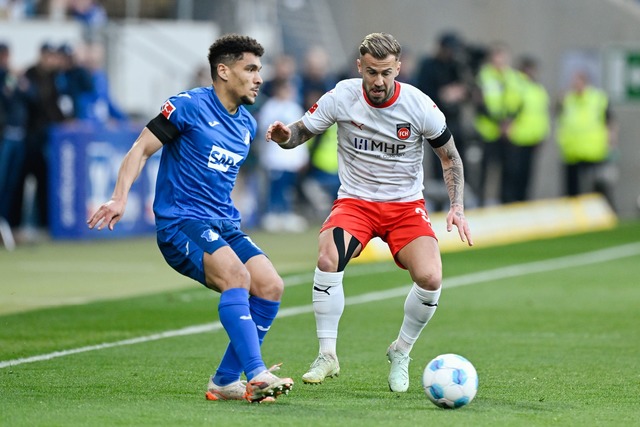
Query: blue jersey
153,86,256,228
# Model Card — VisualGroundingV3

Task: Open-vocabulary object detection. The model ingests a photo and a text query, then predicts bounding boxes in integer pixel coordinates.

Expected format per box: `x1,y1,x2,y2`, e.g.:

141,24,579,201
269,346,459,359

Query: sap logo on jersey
208,145,243,172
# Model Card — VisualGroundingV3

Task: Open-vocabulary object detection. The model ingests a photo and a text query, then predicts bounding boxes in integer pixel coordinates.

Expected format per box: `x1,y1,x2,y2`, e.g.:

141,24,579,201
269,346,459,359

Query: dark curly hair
207,34,264,81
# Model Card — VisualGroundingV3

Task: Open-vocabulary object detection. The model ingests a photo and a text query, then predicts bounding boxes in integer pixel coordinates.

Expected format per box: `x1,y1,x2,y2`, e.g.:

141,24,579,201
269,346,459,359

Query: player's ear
217,63,229,81
356,58,362,75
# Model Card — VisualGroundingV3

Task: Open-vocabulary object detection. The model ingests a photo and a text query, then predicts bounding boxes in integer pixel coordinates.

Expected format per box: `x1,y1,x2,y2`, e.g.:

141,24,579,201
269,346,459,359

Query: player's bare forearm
111,130,161,200
433,138,465,207
87,128,162,231
434,138,473,246
111,145,147,200
267,120,315,149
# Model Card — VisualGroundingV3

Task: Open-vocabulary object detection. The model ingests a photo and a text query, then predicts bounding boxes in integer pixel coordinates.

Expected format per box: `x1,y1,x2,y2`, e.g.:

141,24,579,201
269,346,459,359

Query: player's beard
240,95,255,105
366,84,391,105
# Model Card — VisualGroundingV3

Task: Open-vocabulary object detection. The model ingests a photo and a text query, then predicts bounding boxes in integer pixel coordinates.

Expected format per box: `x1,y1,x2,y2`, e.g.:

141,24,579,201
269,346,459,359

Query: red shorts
320,198,437,268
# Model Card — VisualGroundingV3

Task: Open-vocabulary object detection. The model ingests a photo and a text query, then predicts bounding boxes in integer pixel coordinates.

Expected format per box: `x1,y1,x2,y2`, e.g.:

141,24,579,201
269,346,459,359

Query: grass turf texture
1,221,639,426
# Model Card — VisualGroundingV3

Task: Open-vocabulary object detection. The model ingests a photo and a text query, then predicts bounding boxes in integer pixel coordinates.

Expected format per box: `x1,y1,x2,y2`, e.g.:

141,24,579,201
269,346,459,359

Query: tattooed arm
432,136,474,246
266,120,316,149
433,137,465,207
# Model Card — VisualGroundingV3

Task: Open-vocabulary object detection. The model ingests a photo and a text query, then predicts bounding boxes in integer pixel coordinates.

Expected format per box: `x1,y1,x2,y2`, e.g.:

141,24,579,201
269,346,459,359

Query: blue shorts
156,219,265,286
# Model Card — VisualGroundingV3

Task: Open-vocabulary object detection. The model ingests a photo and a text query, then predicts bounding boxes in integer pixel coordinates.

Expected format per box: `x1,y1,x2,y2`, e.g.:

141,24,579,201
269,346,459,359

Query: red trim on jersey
362,81,401,108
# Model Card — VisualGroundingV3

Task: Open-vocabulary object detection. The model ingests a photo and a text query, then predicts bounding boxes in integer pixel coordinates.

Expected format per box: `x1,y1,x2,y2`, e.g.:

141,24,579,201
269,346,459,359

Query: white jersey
302,78,448,202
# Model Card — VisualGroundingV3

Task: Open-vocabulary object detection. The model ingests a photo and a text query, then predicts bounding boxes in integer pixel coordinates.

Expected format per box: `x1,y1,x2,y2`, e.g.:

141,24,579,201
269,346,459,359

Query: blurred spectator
473,42,522,206
55,42,94,120
397,47,417,85
335,49,360,81
67,0,107,42
555,70,617,208
261,54,302,104
257,78,309,232
0,41,28,245
296,47,340,219
300,46,335,109
78,42,127,124
12,42,66,234
0,43,8,131
0,0,36,19
415,32,471,202
191,64,211,88
504,56,550,202
300,123,340,220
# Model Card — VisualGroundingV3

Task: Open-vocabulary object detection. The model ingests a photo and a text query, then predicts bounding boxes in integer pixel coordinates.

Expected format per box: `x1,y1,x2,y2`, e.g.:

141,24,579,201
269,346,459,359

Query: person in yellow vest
504,56,550,202
556,70,617,208
473,42,523,206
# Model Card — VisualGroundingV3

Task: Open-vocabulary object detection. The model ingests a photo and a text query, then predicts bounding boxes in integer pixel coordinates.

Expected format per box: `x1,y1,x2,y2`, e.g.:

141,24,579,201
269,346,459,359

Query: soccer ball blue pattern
422,353,478,409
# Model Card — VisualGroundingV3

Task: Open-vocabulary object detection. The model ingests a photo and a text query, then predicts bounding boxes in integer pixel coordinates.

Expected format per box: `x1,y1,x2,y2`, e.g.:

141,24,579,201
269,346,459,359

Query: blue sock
216,288,266,382
213,295,280,385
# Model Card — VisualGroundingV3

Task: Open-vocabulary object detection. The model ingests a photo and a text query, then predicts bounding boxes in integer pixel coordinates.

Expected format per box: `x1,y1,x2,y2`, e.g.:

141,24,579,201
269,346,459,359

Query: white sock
312,267,344,356
396,283,441,354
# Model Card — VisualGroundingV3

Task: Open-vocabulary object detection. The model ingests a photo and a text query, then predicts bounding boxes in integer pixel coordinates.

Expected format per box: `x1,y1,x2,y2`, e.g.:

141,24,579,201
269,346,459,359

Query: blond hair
359,33,402,60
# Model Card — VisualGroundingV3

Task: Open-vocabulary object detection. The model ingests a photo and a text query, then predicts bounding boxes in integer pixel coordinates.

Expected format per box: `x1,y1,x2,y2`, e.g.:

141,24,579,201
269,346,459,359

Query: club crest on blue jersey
208,145,244,172
201,229,220,242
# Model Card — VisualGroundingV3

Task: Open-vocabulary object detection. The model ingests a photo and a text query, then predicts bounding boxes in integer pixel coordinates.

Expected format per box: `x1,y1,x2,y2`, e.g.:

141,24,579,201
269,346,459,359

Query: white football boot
386,341,411,392
302,353,340,384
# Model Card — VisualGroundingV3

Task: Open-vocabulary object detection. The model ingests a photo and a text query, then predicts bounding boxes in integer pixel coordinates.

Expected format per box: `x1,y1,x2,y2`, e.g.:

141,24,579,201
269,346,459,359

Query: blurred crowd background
0,0,639,246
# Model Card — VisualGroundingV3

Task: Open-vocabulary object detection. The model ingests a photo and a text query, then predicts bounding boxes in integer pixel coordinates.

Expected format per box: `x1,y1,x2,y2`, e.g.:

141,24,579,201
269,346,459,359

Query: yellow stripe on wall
353,193,618,263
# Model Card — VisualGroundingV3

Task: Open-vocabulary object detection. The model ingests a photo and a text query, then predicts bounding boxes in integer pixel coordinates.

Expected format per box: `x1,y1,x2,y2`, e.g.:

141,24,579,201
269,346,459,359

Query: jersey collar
362,81,401,108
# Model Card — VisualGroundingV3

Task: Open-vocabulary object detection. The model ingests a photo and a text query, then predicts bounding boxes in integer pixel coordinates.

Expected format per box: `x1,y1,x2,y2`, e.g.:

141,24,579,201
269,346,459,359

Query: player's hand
87,199,126,231
266,121,291,145
446,204,473,246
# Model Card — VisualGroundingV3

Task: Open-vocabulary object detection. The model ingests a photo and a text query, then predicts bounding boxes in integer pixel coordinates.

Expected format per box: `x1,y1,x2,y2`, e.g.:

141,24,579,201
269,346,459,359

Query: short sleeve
301,88,337,135
420,93,448,141
159,92,199,133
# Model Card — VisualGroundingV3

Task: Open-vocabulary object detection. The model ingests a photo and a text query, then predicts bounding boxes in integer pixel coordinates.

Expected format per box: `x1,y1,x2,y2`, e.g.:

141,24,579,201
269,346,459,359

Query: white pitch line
1,242,639,370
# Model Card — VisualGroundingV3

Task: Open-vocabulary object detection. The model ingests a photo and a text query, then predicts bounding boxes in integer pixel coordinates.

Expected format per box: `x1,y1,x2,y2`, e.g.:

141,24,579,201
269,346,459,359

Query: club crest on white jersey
396,123,411,140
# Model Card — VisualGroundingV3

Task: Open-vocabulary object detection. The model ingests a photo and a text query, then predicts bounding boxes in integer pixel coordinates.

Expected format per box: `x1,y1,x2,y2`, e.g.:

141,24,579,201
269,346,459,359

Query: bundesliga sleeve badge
161,100,176,119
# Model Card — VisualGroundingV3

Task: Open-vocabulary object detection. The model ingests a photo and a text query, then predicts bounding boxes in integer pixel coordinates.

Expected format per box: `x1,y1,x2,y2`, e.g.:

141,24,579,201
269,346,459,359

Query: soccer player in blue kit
87,34,294,403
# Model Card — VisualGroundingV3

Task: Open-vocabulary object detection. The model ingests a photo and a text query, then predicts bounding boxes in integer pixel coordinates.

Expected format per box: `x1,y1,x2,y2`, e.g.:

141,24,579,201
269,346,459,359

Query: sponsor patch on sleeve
307,102,319,114
161,100,176,119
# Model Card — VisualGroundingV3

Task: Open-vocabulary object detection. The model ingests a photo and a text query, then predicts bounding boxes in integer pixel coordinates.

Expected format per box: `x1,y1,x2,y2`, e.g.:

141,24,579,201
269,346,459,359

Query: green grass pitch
1,221,639,426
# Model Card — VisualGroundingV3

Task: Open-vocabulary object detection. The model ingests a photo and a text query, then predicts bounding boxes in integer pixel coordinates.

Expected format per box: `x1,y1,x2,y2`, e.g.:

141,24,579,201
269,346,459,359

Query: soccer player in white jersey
267,32,473,392
87,34,293,403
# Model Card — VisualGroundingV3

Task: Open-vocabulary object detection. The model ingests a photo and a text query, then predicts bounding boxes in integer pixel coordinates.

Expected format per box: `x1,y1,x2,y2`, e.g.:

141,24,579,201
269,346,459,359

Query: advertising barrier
353,193,618,263
49,122,160,240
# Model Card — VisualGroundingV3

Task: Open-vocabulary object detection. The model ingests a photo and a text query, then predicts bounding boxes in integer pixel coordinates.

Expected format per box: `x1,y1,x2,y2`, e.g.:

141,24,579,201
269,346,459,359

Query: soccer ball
422,353,478,409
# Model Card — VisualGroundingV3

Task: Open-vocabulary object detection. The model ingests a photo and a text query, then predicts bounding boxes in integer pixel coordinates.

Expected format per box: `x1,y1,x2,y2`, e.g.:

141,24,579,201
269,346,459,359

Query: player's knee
317,228,360,272
254,275,284,301
204,263,251,292
413,270,442,291
317,251,339,273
